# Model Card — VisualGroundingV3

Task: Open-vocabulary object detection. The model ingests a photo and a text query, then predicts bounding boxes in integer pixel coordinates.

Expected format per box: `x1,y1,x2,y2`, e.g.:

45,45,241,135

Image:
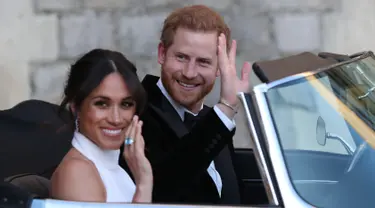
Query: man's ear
216,68,221,77
157,42,166,65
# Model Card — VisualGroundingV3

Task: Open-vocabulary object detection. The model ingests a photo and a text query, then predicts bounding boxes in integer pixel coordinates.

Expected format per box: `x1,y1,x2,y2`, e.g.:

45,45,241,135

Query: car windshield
265,53,375,208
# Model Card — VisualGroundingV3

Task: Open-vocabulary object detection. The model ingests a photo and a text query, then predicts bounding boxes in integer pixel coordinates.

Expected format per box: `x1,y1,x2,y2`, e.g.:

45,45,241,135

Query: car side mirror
315,116,354,154
316,116,327,146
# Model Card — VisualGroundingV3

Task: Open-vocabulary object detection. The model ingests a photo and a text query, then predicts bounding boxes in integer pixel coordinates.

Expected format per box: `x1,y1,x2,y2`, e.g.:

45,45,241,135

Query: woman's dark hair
59,48,147,121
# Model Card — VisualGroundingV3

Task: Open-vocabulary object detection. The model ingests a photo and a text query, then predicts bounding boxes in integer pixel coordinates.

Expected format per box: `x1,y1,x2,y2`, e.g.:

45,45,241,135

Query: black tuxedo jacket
119,75,241,204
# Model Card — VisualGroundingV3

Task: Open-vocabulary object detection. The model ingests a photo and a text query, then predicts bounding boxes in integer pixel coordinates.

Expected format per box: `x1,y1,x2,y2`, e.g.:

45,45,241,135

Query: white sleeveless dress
71,131,136,202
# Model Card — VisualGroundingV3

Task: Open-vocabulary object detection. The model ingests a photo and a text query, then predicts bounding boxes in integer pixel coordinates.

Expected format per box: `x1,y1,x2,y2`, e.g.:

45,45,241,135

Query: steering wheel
322,140,375,208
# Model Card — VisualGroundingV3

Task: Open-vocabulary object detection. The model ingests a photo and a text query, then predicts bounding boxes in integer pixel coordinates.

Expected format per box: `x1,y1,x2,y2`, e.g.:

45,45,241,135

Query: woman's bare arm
132,182,153,203
51,158,106,202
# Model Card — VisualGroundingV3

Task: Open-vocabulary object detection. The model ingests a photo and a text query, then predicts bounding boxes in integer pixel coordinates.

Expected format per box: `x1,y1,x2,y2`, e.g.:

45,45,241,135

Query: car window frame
250,82,317,208
238,92,282,206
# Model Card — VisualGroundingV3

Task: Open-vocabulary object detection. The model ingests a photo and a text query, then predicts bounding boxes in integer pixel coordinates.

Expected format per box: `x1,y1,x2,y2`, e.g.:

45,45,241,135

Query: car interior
0,51,365,208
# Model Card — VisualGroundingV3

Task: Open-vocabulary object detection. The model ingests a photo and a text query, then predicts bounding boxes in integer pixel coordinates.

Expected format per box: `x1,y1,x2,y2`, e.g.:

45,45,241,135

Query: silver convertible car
1,51,375,208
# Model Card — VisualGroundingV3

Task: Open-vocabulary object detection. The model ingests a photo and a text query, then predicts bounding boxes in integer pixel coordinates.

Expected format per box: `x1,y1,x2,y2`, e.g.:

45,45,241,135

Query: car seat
0,180,33,207
4,173,51,199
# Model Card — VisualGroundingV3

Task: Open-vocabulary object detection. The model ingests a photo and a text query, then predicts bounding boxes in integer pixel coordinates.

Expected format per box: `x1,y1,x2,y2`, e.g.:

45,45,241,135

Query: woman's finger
138,121,144,147
124,116,136,153
135,121,144,154
128,116,138,153
124,118,132,139
123,119,133,159
129,116,137,140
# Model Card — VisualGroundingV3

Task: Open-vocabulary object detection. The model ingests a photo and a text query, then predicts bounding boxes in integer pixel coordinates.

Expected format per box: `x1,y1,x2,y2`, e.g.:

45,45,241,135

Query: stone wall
1,0,375,147
28,0,343,103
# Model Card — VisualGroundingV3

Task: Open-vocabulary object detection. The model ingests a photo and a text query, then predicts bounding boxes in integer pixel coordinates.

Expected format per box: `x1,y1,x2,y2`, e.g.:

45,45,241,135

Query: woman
50,49,153,203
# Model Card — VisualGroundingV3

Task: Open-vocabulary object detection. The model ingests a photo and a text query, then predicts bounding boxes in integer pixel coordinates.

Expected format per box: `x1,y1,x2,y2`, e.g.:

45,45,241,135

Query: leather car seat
4,173,51,199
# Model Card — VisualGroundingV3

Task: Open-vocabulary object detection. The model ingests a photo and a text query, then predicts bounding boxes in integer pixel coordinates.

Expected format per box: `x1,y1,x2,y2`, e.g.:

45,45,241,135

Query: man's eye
176,54,186,61
200,61,211,66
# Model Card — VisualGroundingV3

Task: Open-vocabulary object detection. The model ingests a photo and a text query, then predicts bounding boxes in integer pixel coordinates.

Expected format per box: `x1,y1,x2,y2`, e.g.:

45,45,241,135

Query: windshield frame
265,51,373,91
249,51,374,207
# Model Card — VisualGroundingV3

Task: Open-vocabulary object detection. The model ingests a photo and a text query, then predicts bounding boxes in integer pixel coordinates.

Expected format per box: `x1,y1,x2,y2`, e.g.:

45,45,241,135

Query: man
121,5,251,205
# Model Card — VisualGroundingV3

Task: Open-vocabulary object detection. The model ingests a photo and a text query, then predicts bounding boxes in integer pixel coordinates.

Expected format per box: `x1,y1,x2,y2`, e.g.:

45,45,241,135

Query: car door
231,93,283,207
232,148,268,205
249,69,363,208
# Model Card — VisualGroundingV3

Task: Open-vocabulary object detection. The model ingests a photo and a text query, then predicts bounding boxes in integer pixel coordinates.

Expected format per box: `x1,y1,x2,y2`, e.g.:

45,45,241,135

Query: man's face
158,27,219,112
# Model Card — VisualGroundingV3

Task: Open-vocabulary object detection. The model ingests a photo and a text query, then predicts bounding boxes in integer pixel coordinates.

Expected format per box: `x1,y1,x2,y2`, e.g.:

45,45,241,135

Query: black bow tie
183,112,201,130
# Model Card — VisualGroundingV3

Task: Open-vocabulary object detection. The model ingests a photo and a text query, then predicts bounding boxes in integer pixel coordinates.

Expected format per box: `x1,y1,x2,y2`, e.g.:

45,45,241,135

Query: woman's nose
108,107,121,125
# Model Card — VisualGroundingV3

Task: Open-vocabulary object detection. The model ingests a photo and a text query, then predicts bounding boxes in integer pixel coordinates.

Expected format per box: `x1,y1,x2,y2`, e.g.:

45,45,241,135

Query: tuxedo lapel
142,75,188,138
148,103,188,138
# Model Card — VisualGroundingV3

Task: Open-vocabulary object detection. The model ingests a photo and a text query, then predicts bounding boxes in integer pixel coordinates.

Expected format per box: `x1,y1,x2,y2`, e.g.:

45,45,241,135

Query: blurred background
0,0,374,148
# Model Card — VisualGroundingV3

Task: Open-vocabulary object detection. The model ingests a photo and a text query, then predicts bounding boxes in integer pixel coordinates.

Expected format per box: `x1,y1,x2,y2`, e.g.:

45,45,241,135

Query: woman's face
77,72,136,150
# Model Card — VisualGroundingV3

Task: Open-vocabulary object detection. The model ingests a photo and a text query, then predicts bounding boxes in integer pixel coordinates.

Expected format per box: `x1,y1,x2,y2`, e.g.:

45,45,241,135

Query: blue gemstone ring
125,137,134,146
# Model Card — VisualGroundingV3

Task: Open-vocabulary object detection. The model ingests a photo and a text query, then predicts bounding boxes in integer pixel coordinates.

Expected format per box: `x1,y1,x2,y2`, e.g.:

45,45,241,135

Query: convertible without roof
2,51,375,208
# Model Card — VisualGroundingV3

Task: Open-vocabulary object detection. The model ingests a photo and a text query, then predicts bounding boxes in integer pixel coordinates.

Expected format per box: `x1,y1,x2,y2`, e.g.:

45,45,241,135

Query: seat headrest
0,99,69,124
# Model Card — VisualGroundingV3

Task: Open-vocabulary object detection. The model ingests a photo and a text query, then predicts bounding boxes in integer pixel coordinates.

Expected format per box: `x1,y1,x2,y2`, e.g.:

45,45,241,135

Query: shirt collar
156,78,203,120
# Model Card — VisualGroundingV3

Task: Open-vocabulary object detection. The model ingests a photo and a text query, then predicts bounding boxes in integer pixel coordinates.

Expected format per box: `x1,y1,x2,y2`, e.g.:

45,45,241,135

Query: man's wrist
218,99,239,113
216,103,236,119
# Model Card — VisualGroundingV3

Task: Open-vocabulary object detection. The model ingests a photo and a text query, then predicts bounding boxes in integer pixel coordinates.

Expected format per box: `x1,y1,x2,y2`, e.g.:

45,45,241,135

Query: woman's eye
122,101,135,108
94,101,108,108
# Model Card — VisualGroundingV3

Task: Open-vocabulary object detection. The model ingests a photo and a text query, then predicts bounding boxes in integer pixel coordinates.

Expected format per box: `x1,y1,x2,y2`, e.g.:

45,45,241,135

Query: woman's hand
123,115,153,202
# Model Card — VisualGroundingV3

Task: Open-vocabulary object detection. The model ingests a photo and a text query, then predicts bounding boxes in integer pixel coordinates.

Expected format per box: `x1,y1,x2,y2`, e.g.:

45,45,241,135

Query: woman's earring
75,116,79,132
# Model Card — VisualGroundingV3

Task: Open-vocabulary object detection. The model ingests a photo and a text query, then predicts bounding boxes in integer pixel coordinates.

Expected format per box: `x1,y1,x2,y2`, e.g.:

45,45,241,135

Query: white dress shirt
156,79,236,197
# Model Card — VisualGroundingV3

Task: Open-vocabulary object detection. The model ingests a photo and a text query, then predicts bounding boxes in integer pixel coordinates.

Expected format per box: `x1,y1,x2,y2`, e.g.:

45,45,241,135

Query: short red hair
160,5,231,50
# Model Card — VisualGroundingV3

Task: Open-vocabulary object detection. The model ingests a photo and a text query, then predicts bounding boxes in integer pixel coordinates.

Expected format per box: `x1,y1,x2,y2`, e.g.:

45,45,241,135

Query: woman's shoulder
50,150,106,201
53,150,98,181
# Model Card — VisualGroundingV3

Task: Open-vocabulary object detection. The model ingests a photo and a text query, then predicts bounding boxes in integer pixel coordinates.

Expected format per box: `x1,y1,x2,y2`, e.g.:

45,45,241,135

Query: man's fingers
219,33,227,55
241,62,251,82
229,39,236,66
218,33,229,72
